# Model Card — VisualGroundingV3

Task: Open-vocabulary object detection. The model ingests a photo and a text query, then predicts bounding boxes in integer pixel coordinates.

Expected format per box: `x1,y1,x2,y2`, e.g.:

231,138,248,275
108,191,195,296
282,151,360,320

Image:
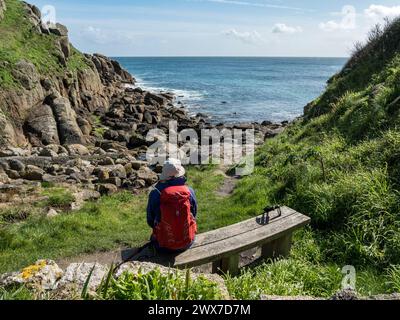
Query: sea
114,57,347,124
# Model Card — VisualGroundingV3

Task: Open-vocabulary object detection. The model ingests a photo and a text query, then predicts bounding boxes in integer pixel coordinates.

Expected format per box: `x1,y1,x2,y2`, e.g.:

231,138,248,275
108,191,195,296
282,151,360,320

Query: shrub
92,268,223,300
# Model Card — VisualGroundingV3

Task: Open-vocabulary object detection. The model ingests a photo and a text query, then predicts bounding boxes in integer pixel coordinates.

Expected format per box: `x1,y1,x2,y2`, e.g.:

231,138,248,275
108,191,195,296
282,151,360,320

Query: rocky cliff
0,0,135,147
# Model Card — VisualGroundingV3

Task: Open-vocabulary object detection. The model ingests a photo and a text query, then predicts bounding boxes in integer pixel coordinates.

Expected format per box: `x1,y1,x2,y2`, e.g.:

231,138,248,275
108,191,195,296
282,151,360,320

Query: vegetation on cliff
0,0,88,88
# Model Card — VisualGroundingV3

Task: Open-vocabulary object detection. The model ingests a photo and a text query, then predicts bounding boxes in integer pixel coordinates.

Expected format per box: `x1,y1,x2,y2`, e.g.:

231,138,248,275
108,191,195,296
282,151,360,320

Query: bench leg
212,254,240,276
261,233,293,260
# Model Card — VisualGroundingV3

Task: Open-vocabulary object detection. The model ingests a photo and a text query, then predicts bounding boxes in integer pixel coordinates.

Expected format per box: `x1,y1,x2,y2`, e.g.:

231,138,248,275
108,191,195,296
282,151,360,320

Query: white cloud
82,26,109,44
81,26,136,45
189,0,312,12
319,5,356,32
222,29,263,44
365,5,400,21
272,23,302,34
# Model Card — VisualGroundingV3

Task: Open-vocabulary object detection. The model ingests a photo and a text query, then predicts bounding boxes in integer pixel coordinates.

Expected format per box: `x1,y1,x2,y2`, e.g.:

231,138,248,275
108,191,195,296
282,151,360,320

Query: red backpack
153,185,197,251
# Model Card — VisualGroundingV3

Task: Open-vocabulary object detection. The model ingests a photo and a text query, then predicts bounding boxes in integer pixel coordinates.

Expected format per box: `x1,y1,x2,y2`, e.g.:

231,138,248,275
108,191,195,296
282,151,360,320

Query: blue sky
29,0,400,57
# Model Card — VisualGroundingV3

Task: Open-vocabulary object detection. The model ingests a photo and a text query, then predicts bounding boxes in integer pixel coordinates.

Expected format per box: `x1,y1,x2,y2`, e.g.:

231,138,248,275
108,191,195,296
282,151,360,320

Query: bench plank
192,206,296,248
174,209,310,268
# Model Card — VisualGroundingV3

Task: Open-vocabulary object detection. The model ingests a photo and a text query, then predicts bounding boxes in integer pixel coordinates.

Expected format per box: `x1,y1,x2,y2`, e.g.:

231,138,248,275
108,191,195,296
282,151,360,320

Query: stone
133,179,146,189
106,106,125,119
65,167,80,175
51,97,85,145
23,2,41,29
137,167,158,185
12,60,40,90
23,165,45,181
144,111,153,124
264,127,285,139
331,289,358,301
261,295,321,301
58,36,70,60
49,23,69,37
42,174,68,184
98,157,114,166
144,92,168,106
108,164,127,179
39,148,58,158
97,141,127,152
77,118,92,136
0,147,30,157
0,172,11,184
5,169,20,180
69,189,101,211
134,104,146,114
47,208,59,218
261,120,273,126
8,159,25,172
124,163,133,175
96,168,110,181
25,104,60,145
93,147,107,156
154,164,163,174
129,133,147,148
131,160,147,170
97,183,118,195
57,263,108,291
106,177,122,187
66,144,90,156
58,146,69,154
0,260,63,291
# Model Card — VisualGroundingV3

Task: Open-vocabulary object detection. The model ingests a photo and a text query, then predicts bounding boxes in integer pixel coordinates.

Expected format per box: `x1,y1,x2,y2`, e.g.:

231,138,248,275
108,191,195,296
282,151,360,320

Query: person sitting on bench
147,158,198,253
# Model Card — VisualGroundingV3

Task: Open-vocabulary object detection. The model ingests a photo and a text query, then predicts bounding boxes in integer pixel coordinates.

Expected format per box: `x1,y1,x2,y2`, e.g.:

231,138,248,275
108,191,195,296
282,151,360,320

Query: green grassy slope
0,0,89,88
224,18,400,298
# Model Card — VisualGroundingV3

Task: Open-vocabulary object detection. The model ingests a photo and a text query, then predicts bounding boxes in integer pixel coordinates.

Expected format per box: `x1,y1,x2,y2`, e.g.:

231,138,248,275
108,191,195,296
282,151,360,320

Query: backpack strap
153,187,162,195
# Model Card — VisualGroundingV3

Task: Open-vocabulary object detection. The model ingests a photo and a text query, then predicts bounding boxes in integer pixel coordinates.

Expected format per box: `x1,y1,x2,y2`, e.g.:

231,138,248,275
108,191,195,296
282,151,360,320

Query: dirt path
214,168,240,198
57,249,124,269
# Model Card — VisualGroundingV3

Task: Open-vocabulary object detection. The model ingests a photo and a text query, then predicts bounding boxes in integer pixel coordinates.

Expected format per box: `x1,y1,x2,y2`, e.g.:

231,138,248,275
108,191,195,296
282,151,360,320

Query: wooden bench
136,206,310,275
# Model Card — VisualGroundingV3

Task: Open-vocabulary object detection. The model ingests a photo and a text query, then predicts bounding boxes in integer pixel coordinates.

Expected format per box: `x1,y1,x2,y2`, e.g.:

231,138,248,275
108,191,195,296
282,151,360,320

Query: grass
0,166,231,274
0,190,148,273
1,164,398,299
40,187,75,209
0,285,34,300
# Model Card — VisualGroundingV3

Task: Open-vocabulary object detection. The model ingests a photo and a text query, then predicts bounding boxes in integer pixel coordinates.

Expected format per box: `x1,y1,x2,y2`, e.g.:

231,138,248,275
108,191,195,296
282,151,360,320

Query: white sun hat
159,158,186,181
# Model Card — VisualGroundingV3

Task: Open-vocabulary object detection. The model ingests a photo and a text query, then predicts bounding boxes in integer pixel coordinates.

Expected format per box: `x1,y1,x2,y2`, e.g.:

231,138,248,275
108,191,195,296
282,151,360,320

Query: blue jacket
146,177,198,229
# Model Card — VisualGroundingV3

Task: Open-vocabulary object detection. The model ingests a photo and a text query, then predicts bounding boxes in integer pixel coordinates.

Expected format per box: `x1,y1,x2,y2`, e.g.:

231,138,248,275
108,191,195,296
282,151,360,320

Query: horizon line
109,55,349,59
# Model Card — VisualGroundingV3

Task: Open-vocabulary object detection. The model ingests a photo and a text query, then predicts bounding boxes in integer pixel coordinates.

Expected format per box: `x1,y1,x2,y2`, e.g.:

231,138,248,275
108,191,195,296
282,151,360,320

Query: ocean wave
134,78,205,103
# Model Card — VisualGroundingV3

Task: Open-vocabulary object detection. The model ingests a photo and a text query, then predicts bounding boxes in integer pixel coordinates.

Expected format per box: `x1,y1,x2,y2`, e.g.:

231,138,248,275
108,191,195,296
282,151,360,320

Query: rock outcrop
50,97,85,145
0,2,136,148
0,260,230,299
